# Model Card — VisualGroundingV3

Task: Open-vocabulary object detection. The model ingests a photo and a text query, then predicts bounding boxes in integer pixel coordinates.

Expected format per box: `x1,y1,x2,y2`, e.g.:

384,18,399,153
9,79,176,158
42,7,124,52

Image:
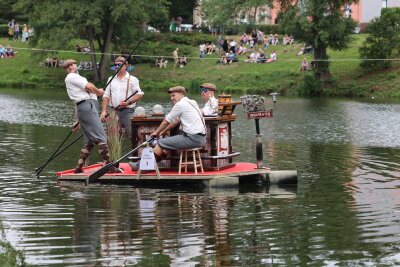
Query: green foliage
359,7,400,70
163,32,218,46
225,24,282,35
298,73,321,96
278,0,358,83
0,24,7,37
200,0,273,28
0,220,29,266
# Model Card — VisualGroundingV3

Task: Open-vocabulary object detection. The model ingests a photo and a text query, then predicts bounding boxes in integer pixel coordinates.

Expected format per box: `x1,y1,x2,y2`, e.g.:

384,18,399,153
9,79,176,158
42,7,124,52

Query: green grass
0,34,399,97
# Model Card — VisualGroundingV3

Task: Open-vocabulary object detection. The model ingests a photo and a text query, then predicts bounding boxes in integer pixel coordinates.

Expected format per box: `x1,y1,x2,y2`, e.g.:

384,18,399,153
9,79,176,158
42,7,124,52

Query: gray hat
167,86,186,95
60,59,77,68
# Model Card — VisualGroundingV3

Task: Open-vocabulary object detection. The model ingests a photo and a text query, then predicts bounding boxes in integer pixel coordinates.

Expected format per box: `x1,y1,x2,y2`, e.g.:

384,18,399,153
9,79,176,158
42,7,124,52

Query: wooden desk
131,115,239,171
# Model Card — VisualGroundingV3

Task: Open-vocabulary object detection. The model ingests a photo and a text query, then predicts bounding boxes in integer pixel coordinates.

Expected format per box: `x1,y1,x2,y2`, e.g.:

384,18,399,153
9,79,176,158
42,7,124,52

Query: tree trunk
314,44,331,82
98,23,113,81
253,7,258,23
88,27,99,82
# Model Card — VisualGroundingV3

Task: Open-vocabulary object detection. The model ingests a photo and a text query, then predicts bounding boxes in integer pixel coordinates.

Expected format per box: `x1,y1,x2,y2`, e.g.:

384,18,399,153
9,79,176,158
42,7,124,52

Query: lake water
1,88,400,266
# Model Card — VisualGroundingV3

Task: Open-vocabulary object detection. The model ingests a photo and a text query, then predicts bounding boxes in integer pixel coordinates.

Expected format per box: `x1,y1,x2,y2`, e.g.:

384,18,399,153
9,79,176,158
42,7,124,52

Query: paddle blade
85,162,116,185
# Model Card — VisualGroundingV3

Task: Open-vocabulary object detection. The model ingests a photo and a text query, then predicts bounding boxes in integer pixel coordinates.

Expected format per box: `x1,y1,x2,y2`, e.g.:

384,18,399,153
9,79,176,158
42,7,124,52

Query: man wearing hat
150,86,206,161
200,83,218,116
100,56,143,140
62,59,119,173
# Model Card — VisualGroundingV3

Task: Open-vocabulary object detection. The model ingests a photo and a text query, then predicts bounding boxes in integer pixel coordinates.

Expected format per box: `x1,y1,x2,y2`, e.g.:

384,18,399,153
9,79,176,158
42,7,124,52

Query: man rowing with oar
100,56,143,140
61,59,120,174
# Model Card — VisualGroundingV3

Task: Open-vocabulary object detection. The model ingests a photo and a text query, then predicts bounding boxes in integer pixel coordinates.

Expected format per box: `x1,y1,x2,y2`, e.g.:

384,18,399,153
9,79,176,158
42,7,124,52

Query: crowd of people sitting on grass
0,44,17,58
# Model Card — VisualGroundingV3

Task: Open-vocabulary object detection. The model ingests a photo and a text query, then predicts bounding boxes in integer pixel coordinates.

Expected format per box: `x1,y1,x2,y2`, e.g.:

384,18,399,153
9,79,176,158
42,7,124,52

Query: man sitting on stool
150,86,206,162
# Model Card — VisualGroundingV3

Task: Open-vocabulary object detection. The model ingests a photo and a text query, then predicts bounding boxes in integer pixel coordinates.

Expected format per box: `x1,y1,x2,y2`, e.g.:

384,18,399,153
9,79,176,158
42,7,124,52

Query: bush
0,24,8,37
298,74,321,96
225,24,283,35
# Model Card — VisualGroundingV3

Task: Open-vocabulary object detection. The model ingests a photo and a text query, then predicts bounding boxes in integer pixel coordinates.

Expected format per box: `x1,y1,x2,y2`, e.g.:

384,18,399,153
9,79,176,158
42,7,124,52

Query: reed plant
104,111,123,161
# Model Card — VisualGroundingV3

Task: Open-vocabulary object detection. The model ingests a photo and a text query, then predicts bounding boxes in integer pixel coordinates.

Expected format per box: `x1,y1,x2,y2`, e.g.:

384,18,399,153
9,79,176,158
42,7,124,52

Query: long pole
255,118,264,168
36,133,84,176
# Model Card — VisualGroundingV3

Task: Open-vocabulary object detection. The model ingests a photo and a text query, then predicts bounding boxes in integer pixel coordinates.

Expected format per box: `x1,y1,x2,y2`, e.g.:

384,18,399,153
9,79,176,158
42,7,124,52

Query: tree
359,7,400,70
200,0,273,29
278,0,358,83
14,0,169,82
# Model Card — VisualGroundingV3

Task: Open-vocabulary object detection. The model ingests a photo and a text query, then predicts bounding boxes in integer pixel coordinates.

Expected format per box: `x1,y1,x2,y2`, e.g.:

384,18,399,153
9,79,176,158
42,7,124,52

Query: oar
35,122,79,176
85,137,155,185
36,133,84,177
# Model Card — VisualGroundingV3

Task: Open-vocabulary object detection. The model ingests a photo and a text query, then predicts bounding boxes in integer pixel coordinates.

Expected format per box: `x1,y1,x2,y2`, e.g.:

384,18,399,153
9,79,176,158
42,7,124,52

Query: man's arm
100,97,110,121
159,119,180,136
152,119,171,137
85,82,104,97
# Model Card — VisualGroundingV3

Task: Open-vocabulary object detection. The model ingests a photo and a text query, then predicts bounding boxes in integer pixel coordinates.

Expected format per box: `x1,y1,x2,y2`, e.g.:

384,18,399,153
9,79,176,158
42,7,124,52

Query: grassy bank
0,34,399,97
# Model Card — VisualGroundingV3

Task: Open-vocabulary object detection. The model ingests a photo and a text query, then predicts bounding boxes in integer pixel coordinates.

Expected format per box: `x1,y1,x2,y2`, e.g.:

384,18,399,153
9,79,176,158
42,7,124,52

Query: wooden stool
178,148,204,174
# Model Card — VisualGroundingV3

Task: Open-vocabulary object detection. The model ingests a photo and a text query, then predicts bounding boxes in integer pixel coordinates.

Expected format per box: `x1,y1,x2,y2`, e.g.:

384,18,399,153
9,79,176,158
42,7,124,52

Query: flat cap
60,59,77,68
200,83,216,91
167,86,186,95
114,56,128,64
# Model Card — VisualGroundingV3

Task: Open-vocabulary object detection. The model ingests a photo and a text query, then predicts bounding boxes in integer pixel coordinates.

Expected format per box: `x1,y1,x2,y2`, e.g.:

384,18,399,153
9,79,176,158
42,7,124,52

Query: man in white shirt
151,86,206,161
100,56,143,140
200,83,218,116
62,59,119,173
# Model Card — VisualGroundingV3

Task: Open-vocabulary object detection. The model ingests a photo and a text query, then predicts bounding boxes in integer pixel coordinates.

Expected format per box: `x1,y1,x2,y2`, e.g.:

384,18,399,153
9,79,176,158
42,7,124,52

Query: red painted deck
57,162,270,181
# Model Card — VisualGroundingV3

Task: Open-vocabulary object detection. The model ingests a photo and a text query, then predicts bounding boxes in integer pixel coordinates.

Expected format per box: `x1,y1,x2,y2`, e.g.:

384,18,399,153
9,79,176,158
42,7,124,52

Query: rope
6,46,400,62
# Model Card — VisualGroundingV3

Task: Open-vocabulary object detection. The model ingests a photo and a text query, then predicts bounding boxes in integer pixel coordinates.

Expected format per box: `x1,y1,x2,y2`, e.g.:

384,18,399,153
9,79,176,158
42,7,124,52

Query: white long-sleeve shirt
103,72,143,109
166,97,206,135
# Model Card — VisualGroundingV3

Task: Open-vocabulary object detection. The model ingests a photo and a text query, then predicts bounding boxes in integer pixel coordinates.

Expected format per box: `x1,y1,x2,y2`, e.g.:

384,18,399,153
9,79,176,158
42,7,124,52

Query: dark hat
167,86,186,95
200,83,216,91
60,59,77,68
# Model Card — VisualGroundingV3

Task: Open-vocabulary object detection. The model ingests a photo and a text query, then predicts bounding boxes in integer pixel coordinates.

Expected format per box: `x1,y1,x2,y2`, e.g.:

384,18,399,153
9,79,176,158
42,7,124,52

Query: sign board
139,147,156,170
247,110,273,119
217,122,229,155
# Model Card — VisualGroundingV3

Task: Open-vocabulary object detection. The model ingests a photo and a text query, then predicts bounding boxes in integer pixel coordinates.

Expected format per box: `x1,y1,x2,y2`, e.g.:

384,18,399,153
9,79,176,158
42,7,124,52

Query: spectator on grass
299,58,309,71
175,16,182,32
172,48,179,70
14,23,20,40
267,50,277,63
249,38,255,49
52,55,59,68
5,46,15,57
0,45,4,58
257,52,267,63
22,24,28,43
8,19,15,41
206,42,216,54
227,50,236,65
179,55,187,67
257,29,264,47
237,44,247,56
251,30,257,47
28,27,34,41
45,56,52,67
229,39,237,53
222,39,229,53
240,33,248,45
273,34,279,45
199,42,206,60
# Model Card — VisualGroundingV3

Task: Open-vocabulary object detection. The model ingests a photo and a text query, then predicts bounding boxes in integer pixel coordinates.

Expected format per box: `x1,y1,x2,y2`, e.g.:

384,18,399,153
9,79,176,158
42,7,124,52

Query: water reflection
1,89,400,265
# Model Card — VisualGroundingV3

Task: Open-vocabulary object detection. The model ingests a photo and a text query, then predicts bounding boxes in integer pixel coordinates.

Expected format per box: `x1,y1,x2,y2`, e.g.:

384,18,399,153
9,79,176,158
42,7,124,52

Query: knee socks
74,144,94,173
98,143,112,164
